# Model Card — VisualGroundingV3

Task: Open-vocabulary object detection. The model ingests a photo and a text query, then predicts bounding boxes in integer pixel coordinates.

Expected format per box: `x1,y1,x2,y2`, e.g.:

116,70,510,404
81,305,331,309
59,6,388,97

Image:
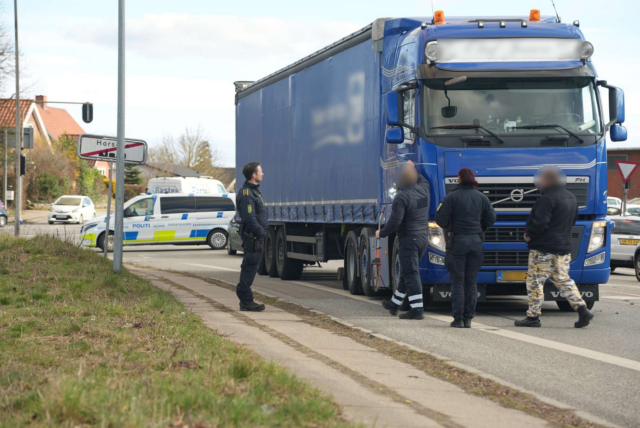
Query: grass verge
0,235,351,428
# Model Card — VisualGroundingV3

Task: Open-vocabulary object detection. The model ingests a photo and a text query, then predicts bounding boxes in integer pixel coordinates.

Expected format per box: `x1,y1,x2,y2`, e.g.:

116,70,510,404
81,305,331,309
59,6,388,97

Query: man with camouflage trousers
516,167,594,328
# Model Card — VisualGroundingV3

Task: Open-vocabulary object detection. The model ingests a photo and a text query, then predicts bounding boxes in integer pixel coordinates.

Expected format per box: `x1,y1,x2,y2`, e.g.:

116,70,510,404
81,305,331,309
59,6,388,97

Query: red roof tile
36,105,84,140
0,99,33,128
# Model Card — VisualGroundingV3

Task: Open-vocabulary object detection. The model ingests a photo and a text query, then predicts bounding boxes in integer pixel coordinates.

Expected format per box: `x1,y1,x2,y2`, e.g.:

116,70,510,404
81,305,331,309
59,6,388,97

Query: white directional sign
615,161,639,184
77,134,147,165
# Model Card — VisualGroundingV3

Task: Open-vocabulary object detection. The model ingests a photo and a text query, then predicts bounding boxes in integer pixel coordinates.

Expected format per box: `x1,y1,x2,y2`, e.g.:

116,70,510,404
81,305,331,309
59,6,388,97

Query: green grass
0,235,350,427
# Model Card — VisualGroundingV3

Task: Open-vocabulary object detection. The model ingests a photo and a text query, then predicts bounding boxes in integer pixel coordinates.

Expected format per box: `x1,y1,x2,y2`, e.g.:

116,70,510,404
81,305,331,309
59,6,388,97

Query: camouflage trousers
526,250,586,317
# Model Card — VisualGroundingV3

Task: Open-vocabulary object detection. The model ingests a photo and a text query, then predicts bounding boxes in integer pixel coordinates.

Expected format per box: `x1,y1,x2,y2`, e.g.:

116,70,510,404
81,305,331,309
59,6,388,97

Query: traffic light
82,103,93,123
20,153,26,176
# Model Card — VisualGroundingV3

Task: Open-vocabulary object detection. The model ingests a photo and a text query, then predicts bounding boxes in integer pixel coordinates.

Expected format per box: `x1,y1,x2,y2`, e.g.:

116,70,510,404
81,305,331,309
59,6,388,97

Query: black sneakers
399,311,424,320
240,301,266,312
382,299,398,316
450,319,464,328
575,306,594,328
463,319,472,329
514,317,541,327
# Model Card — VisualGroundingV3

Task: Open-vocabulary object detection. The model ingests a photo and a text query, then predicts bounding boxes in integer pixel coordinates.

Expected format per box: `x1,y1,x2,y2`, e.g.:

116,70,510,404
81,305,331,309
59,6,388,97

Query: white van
80,193,236,251
147,177,228,195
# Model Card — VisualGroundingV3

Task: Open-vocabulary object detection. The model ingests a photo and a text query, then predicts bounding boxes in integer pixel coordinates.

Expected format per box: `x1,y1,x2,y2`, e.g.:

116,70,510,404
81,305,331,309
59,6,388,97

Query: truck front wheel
276,227,303,280
345,231,363,295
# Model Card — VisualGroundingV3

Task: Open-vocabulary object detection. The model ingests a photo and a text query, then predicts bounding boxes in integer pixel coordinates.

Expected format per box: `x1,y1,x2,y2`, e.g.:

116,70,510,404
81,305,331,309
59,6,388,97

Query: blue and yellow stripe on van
121,230,213,243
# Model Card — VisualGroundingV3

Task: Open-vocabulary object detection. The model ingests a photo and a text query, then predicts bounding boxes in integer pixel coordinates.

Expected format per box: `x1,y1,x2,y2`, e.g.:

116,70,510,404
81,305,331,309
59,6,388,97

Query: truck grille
445,182,588,212
483,251,530,266
484,227,526,242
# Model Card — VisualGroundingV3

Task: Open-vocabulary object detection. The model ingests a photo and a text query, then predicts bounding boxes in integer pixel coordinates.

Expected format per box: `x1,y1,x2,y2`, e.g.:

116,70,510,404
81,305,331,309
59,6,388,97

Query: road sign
77,134,147,165
615,161,639,184
0,127,34,149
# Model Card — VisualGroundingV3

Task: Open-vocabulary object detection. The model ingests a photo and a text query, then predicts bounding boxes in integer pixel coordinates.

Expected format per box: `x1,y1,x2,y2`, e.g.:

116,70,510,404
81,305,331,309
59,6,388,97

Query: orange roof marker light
434,10,446,25
529,9,541,22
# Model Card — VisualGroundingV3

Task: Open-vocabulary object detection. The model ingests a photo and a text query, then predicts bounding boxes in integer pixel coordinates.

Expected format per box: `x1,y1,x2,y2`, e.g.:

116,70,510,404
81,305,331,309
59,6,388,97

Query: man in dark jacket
436,168,496,328
235,162,269,312
377,160,430,320
516,167,594,328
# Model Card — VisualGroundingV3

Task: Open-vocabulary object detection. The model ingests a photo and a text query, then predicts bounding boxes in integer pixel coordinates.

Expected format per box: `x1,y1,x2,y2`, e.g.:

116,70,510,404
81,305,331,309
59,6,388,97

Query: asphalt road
5,219,640,427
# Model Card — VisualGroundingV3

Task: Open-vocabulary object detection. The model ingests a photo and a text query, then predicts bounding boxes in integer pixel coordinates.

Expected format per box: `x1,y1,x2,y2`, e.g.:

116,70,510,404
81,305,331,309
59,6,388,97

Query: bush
78,160,105,201
27,173,70,202
124,184,146,201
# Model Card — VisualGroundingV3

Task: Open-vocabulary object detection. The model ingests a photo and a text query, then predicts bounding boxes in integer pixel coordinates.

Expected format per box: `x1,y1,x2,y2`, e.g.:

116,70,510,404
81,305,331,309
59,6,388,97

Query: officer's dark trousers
445,234,484,320
389,236,428,315
236,249,262,303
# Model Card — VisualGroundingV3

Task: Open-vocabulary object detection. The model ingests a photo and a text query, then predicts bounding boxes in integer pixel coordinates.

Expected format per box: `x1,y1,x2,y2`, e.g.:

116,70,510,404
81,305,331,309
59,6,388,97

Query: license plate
620,239,639,246
497,270,527,282
56,215,67,219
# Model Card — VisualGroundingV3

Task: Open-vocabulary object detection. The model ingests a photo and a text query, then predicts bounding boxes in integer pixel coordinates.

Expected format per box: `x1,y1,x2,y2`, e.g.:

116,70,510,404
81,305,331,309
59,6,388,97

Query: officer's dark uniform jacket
379,175,430,239
237,181,268,243
525,185,577,255
435,184,496,238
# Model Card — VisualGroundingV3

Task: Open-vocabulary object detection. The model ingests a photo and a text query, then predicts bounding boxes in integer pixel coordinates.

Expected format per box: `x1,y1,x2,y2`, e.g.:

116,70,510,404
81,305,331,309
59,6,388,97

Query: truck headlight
429,252,445,265
584,252,605,266
587,221,606,253
428,222,446,253
425,41,438,62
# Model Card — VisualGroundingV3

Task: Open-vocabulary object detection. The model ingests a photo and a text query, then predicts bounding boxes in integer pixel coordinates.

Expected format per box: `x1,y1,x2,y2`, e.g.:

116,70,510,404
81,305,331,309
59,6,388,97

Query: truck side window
402,89,416,140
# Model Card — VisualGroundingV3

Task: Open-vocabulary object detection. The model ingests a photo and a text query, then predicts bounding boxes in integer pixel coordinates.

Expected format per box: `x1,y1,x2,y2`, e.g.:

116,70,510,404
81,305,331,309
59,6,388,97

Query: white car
608,197,622,209
80,193,235,251
48,196,97,224
609,215,640,271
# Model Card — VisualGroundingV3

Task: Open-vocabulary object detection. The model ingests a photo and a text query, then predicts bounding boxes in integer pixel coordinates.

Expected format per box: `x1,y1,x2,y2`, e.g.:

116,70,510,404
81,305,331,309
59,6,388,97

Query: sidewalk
132,267,551,428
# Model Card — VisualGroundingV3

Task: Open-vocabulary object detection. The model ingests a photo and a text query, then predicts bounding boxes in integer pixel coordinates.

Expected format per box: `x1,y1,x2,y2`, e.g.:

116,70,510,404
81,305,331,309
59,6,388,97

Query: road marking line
603,290,640,298
601,295,640,300
189,263,240,273
273,279,640,373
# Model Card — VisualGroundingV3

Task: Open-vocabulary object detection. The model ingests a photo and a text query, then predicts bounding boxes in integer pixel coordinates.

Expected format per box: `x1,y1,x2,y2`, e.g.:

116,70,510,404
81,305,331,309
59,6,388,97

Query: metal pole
13,0,21,237
104,162,113,257
623,182,629,216
3,129,7,208
113,0,125,272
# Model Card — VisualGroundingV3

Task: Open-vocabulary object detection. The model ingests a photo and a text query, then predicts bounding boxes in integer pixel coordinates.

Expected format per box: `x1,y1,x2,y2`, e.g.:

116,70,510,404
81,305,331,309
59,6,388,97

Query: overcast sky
2,0,637,166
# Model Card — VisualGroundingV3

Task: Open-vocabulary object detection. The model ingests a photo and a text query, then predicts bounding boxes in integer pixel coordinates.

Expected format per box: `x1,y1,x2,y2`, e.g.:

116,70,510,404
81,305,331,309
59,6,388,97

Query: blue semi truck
234,11,628,310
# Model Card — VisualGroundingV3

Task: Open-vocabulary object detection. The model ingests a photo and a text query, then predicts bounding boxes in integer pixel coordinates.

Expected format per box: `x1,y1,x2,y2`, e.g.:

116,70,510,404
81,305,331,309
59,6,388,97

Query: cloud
64,14,362,62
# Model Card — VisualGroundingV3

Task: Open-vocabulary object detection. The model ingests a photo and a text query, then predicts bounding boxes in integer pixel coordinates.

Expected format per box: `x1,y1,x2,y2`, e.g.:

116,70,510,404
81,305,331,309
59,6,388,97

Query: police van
80,193,235,251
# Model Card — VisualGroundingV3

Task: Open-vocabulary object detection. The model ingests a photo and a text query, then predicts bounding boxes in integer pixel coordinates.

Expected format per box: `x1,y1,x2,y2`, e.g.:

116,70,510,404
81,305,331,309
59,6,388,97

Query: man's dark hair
458,168,479,187
242,162,261,181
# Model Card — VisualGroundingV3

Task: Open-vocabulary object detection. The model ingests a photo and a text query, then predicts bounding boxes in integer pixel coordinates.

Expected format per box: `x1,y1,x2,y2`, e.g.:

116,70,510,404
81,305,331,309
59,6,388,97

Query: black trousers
389,235,428,315
445,234,484,320
236,249,262,303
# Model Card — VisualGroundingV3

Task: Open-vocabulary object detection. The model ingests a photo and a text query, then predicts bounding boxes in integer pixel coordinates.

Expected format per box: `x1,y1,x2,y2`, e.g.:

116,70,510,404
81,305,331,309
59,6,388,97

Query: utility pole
13,0,21,237
3,129,7,208
113,0,126,272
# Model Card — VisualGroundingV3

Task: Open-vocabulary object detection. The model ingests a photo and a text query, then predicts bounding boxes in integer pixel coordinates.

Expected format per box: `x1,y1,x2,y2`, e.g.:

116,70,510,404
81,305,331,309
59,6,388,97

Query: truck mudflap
432,285,487,302
544,285,599,302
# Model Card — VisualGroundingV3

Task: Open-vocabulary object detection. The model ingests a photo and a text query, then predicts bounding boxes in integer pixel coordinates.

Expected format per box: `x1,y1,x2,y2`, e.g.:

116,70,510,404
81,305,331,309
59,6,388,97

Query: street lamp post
13,0,21,237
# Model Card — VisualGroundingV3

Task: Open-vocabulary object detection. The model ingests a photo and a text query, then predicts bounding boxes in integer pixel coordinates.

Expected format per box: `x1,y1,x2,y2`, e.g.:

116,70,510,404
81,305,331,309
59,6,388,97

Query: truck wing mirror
598,82,625,129
610,124,627,142
386,127,405,144
386,91,403,126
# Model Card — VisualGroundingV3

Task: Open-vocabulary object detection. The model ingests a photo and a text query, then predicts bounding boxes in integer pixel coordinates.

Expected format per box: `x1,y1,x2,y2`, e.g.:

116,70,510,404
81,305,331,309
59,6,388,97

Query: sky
2,0,638,166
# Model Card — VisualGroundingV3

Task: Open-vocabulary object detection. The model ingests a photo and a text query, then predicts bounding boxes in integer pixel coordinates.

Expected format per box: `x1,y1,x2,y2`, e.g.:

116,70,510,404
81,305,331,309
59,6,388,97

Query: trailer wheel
391,238,410,311
359,228,383,297
264,228,279,278
556,300,595,311
276,227,303,280
345,231,363,295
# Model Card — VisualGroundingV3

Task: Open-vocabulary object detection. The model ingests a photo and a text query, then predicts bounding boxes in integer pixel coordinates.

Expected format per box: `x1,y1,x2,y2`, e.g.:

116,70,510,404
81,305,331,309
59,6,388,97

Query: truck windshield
422,77,602,144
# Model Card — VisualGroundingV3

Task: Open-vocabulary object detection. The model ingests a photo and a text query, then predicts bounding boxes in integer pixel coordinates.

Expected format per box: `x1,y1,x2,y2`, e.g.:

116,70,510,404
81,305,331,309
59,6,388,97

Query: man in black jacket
436,168,496,328
516,167,594,328
377,160,430,320
235,162,269,312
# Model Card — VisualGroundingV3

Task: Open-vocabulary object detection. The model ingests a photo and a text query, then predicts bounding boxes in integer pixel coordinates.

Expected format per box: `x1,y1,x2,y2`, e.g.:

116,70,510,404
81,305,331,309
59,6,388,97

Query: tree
124,164,142,185
148,126,223,177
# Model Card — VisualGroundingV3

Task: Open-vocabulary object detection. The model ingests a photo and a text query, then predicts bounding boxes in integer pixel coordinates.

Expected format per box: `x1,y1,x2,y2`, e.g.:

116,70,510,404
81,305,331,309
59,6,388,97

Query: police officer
235,162,268,312
377,160,430,320
436,168,496,328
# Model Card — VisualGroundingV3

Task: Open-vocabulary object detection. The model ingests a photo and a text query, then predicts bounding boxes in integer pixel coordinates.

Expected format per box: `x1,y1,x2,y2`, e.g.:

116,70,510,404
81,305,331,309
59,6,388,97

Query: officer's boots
240,301,266,312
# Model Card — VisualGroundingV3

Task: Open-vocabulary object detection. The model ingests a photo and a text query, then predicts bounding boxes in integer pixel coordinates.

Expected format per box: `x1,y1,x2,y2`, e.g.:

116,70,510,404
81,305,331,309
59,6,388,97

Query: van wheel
345,231,363,295
207,229,228,250
276,227,303,280
98,231,114,252
265,228,279,277
360,227,383,297
557,300,595,311
391,238,410,311
0,215,7,227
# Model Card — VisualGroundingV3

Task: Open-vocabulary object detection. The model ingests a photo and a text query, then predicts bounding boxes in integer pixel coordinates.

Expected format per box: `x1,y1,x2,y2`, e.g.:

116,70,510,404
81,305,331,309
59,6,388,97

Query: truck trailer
234,11,628,309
